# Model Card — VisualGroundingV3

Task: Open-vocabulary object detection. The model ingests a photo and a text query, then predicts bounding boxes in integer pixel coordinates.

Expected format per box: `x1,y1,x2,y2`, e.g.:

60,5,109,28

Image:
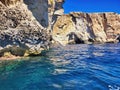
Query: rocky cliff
0,0,120,58
52,12,120,45
48,0,64,29
0,0,51,57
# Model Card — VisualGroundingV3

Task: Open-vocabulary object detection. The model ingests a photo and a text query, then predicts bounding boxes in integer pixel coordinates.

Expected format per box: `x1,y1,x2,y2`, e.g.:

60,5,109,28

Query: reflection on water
0,43,120,90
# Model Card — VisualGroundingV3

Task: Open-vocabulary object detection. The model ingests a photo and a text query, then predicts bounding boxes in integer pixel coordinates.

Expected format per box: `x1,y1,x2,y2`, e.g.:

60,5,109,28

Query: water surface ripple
0,43,120,90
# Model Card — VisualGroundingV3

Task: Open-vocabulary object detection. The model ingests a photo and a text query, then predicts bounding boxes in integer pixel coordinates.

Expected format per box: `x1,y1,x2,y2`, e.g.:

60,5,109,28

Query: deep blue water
0,43,120,90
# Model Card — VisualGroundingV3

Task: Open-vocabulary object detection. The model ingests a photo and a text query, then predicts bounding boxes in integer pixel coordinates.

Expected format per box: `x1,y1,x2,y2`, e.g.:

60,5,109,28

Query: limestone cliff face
0,0,65,57
0,0,64,28
0,0,21,7
52,12,120,45
48,0,64,15
0,0,51,57
0,0,120,58
48,0,64,29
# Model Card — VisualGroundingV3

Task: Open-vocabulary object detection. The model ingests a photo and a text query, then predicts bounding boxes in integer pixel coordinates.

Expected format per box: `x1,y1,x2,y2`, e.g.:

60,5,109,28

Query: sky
63,0,120,14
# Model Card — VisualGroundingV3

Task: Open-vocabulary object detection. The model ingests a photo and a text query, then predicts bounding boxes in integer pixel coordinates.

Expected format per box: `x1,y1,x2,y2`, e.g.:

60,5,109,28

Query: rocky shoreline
0,56,21,60
0,0,120,60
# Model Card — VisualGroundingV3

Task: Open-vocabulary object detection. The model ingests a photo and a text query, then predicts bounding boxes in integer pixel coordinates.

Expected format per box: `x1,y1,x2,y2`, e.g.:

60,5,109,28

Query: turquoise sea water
0,44,120,90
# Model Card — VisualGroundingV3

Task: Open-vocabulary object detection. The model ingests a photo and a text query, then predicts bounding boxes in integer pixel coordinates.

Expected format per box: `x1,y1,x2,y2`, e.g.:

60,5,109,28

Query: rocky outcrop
0,0,21,7
48,0,64,16
0,0,120,58
52,12,120,45
48,0,64,29
0,0,51,57
0,0,65,28
0,0,65,58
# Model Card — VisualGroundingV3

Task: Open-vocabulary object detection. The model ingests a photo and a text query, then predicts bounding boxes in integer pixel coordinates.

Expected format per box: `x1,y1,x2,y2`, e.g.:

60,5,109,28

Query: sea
0,43,120,90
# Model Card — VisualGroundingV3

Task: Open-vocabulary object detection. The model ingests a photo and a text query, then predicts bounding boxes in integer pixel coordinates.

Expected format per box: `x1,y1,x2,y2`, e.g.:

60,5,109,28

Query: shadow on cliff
116,34,120,42
23,0,49,28
67,32,84,44
67,32,94,44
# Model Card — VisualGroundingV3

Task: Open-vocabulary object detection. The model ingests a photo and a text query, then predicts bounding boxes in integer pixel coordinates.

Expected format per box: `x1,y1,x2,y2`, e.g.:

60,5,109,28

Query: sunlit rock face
48,0,64,16
0,0,22,7
52,15,76,45
0,0,65,57
0,0,62,28
0,0,120,57
48,0,64,29
0,0,51,57
52,12,120,45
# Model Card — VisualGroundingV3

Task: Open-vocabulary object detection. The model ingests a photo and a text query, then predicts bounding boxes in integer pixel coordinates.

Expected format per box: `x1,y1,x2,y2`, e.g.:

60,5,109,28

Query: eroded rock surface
52,12,120,45
0,0,120,58
48,0,64,29
0,0,51,57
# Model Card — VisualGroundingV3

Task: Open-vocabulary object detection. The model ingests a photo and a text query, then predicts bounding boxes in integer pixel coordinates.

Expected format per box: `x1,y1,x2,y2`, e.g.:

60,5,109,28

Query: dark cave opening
117,34,120,42
68,32,84,44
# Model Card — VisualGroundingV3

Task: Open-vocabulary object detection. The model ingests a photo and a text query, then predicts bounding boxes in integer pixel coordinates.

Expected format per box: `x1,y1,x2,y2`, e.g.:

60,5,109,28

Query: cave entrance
68,32,85,44
117,34,120,42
